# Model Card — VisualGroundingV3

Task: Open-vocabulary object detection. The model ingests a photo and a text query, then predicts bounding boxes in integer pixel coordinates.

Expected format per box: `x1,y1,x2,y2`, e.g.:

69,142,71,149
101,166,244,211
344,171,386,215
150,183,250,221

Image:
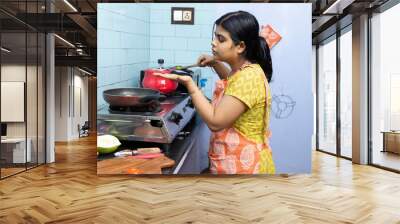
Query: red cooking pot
142,68,178,94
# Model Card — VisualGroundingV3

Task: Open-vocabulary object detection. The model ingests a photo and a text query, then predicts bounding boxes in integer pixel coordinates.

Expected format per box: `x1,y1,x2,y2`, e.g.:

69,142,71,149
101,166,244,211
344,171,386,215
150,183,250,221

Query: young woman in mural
156,11,274,174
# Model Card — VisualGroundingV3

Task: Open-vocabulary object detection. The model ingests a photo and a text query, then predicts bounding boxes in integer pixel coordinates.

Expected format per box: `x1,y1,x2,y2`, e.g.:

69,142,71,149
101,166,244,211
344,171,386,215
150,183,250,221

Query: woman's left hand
153,73,193,86
154,73,198,94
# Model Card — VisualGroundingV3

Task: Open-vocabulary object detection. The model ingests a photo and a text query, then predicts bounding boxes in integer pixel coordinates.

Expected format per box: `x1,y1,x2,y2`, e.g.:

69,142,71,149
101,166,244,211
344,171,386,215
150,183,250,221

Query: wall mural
272,94,296,119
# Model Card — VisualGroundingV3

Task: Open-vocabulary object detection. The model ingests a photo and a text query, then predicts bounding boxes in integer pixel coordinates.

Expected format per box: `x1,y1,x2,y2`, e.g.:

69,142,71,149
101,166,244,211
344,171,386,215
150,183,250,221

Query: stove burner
109,101,162,113
99,94,195,144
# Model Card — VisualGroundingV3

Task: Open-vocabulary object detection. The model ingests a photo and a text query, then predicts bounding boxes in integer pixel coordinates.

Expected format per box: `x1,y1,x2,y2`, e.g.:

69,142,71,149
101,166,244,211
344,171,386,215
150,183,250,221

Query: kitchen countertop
97,114,211,175
97,155,175,174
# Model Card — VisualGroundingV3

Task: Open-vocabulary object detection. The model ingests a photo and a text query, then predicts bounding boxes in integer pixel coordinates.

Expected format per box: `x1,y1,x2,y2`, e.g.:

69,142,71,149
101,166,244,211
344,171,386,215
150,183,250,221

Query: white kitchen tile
97,86,105,109
130,19,150,36
195,10,217,25
102,3,129,16
98,49,114,67
197,3,219,10
127,49,148,64
114,14,131,32
174,51,199,65
109,66,122,85
150,23,175,37
150,9,170,24
101,67,111,86
150,37,162,49
162,37,187,50
200,24,213,38
97,67,107,87
97,9,113,30
175,25,201,38
187,38,211,51
112,49,126,66
150,3,171,11
119,33,131,49
149,49,175,67
133,35,148,49
100,30,120,49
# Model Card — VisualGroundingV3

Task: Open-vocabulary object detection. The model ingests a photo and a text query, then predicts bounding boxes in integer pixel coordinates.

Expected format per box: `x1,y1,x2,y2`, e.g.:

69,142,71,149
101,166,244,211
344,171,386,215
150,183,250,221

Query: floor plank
0,135,399,223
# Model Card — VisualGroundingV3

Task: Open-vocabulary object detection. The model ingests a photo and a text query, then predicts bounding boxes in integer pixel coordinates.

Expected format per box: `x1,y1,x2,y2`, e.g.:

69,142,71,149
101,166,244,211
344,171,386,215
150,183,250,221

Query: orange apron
209,64,275,174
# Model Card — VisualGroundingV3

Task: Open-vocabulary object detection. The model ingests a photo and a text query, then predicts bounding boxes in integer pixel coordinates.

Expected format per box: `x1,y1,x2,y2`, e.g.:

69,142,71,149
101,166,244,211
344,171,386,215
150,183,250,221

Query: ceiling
0,0,97,74
0,0,392,75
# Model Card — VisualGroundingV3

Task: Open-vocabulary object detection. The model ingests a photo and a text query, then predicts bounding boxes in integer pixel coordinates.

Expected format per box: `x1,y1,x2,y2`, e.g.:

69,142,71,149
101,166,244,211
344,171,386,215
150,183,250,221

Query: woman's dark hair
214,11,273,82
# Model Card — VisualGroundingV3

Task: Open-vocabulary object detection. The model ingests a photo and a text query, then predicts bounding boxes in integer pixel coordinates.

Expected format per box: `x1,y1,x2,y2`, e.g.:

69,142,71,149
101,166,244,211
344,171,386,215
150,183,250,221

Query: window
317,36,337,155
339,28,352,158
370,2,400,171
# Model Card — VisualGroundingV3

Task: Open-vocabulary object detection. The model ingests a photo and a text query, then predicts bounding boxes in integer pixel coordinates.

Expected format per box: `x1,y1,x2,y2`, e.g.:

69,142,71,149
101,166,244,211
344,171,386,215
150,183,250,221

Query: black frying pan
103,88,165,107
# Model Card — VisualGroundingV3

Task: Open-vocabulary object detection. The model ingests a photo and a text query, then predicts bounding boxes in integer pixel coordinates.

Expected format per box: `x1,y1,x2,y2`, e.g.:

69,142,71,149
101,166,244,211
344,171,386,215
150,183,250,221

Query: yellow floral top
224,64,272,144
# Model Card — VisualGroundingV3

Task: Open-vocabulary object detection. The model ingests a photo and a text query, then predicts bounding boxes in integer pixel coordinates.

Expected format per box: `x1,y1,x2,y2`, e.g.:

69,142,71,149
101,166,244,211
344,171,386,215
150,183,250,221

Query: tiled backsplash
148,3,217,91
98,3,219,109
97,4,150,109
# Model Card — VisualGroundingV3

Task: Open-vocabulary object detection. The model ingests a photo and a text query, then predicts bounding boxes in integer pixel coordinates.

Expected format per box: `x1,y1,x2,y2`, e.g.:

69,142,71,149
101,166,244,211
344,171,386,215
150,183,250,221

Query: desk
382,131,400,154
1,138,31,163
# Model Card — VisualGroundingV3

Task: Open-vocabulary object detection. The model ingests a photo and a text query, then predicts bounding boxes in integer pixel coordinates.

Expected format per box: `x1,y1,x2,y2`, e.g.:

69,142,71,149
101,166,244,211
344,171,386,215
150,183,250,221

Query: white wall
55,67,68,141
72,73,89,138
55,67,89,141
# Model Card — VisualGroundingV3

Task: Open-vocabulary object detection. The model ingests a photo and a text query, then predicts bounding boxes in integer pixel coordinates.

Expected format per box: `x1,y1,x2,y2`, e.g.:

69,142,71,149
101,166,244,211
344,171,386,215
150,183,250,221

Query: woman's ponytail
257,36,273,82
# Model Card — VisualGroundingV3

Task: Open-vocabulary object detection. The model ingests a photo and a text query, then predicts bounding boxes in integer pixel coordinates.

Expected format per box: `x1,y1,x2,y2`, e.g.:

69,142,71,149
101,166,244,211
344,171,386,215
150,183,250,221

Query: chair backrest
82,121,90,129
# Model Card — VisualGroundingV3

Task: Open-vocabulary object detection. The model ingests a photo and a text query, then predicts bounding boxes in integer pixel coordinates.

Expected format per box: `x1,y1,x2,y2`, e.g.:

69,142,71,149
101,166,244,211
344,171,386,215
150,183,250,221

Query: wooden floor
1,164,45,178
1,135,400,223
373,150,400,171
1,167,26,177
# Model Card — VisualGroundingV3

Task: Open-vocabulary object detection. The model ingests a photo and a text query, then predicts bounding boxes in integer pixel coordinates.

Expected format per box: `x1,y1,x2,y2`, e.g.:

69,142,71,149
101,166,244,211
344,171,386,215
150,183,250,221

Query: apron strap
262,71,272,148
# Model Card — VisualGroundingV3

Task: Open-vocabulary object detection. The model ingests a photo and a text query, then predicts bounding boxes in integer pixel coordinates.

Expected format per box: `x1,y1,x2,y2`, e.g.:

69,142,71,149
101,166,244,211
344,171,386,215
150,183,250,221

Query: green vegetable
97,135,121,154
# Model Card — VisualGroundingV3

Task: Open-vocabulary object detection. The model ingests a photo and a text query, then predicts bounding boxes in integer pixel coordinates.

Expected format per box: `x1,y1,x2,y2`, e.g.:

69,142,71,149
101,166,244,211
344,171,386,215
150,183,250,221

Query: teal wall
97,4,150,109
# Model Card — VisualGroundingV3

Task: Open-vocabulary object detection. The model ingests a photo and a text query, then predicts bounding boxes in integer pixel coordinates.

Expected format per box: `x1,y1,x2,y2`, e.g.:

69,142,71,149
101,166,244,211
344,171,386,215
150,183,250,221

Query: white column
46,33,55,163
352,14,369,164
45,0,56,163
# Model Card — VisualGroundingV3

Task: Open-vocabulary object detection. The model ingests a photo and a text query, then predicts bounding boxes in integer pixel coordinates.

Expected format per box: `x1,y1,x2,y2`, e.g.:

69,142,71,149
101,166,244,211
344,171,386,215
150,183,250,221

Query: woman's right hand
197,54,217,67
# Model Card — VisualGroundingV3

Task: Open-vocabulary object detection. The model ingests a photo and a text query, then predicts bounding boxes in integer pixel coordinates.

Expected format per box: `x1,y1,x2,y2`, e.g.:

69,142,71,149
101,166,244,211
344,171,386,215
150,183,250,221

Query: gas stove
97,92,196,144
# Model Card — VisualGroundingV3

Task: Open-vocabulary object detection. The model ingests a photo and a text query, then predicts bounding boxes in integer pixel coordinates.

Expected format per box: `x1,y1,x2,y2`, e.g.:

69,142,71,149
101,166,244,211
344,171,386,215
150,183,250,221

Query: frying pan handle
139,94,166,103
159,95,166,102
